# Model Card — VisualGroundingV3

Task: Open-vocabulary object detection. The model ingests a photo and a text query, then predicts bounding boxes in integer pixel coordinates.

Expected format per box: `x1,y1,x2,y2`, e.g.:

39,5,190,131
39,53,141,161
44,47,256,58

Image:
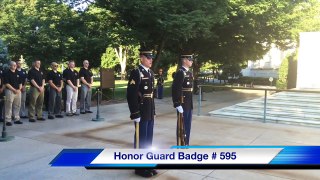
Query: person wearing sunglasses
172,53,194,146
127,48,158,177
64,60,79,116
79,60,93,114
47,62,64,119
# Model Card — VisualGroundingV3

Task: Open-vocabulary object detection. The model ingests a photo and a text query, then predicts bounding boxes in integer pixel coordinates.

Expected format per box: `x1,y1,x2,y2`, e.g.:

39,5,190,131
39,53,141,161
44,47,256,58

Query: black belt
143,93,153,98
182,88,193,92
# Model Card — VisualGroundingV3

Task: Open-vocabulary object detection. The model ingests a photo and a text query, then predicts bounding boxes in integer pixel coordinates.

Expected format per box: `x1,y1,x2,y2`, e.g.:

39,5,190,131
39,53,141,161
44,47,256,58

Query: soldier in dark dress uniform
172,53,194,146
126,48,158,178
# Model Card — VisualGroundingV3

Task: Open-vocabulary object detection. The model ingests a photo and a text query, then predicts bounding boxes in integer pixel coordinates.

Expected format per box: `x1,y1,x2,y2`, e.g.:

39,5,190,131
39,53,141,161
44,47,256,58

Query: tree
0,0,111,67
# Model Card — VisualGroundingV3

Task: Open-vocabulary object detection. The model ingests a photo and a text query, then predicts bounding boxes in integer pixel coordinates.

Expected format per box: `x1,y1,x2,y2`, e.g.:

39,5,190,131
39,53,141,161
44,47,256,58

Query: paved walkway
1,89,320,180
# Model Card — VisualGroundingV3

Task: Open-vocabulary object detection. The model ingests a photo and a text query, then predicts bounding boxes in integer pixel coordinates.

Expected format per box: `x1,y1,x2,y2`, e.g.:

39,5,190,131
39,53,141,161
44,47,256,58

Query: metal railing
197,85,320,123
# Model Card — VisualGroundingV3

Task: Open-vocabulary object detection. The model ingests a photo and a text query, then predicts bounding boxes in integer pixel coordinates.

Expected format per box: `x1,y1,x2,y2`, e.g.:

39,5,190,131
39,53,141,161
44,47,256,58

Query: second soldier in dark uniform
126,48,157,178
172,53,194,146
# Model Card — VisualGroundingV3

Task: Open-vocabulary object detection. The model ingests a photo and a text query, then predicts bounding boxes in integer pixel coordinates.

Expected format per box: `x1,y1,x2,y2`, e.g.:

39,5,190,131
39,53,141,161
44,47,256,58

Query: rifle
135,121,139,149
177,96,187,146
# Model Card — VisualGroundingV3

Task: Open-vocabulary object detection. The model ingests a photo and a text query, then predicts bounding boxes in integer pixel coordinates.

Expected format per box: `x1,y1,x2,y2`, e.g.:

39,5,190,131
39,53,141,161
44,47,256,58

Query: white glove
134,118,140,123
176,106,184,113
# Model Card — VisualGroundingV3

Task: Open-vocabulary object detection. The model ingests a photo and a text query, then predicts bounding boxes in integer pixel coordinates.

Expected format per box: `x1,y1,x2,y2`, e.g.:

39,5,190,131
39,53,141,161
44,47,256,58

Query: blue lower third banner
50,146,320,169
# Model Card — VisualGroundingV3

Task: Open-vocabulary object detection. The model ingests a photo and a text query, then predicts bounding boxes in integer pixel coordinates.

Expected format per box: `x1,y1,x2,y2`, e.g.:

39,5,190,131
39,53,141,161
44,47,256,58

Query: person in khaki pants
28,60,45,122
3,61,22,126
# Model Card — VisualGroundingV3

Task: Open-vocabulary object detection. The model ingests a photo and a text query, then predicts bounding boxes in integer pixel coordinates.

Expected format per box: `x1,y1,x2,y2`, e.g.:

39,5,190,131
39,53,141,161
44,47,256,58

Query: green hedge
229,77,276,86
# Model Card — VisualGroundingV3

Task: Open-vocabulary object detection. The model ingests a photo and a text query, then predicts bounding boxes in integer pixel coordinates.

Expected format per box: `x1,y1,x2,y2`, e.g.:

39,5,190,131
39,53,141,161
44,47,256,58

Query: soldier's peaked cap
180,50,193,59
139,47,154,59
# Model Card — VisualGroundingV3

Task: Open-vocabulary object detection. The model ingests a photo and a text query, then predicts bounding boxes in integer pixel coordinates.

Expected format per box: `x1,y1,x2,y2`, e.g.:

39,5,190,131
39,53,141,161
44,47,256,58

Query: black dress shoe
73,113,79,116
37,117,46,121
150,169,158,175
80,112,86,114
20,116,28,119
0,119,3,122
135,169,153,178
14,121,23,124
29,119,36,122
55,115,64,118
85,110,93,113
6,122,12,126
66,113,73,116
48,115,55,119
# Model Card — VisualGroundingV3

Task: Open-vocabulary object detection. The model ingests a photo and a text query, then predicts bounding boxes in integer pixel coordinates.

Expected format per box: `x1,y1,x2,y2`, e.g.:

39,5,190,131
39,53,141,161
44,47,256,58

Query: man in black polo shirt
28,60,45,122
64,60,79,116
3,61,22,126
47,62,64,119
79,60,93,114
16,59,28,118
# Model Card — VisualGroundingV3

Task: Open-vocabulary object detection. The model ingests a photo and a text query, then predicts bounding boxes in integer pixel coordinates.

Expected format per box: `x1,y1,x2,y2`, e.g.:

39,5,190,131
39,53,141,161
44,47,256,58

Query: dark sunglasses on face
146,55,153,60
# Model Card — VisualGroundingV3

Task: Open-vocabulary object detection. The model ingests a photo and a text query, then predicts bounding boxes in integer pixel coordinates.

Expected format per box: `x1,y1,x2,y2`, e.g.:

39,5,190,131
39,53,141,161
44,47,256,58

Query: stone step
208,91,320,127
210,112,320,126
210,108,320,119
234,104,320,112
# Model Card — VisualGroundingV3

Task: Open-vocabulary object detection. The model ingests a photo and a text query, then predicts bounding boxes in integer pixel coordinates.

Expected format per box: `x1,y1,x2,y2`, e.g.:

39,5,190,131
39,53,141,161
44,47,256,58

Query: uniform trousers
19,89,27,117
48,87,62,115
5,89,21,122
28,86,44,119
176,109,192,146
134,119,154,149
80,84,91,112
66,85,78,113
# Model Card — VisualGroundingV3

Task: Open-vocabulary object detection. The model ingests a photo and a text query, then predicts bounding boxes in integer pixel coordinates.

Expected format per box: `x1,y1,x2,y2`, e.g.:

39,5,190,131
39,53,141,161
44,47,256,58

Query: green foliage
0,0,111,67
1,0,320,73
276,55,290,89
0,39,9,63
167,64,178,81
101,47,118,69
232,77,277,86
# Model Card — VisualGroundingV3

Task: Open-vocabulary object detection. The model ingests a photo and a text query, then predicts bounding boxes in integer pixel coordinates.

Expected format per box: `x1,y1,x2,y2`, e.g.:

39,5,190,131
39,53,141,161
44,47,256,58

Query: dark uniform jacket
172,67,193,111
127,65,155,121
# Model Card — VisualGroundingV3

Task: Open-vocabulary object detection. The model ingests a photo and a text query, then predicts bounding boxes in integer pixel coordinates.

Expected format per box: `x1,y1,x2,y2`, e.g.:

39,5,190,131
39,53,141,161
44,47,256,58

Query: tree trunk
114,45,127,80
152,39,166,72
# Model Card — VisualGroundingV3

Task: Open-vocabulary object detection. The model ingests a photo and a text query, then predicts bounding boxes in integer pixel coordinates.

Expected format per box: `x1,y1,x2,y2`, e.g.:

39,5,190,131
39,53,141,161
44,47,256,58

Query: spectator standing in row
65,60,79,116
156,68,164,99
16,59,28,118
79,60,93,114
47,62,64,119
3,61,22,126
28,60,45,122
